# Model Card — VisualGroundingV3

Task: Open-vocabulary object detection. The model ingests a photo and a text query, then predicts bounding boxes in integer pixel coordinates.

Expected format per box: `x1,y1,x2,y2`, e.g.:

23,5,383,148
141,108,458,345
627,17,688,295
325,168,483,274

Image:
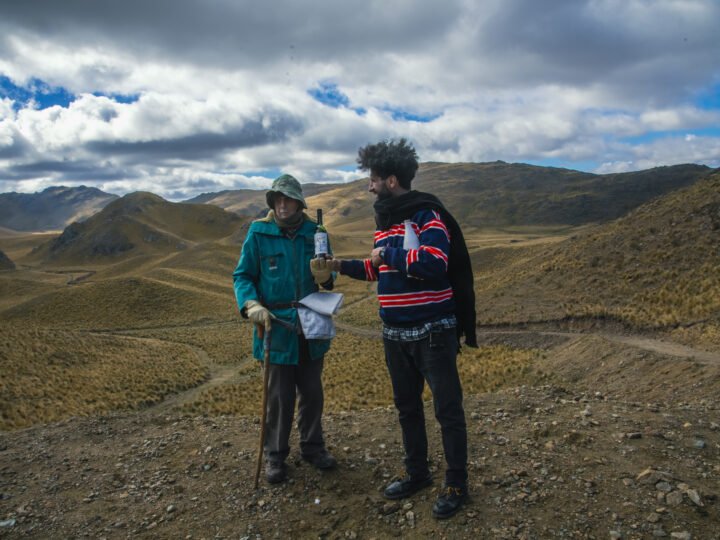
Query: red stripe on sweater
379,288,453,301
379,290,454,307
419,245,449,264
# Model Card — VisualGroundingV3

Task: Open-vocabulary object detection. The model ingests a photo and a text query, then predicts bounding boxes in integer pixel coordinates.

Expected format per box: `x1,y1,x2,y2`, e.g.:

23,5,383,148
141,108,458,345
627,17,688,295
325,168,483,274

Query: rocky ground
1,380,718,539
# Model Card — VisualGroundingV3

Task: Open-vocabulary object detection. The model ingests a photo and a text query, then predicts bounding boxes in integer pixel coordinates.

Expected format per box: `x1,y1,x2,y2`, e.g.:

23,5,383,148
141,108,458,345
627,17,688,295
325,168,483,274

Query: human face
274,194,302,220
368,172,392,200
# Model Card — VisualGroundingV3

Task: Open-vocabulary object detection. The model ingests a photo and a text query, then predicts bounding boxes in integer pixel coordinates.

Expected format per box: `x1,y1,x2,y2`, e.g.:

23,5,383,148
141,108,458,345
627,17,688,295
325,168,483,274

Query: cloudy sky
1,0,719,200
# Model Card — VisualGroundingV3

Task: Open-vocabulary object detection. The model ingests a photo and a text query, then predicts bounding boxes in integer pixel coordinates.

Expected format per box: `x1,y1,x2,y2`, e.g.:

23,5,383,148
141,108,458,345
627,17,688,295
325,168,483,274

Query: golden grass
474,173,720,335
122,322,254,365
1,276,237,330
175,331,542,417
0,327,207,430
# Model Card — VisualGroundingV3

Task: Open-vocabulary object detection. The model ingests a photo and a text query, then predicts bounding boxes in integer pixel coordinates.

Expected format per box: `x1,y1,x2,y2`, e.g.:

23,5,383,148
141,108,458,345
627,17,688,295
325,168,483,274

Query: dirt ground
1,330,719,539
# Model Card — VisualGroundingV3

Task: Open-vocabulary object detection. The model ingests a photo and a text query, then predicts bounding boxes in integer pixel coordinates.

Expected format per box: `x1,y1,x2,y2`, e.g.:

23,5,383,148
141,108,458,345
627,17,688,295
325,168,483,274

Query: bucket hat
266,174,307,209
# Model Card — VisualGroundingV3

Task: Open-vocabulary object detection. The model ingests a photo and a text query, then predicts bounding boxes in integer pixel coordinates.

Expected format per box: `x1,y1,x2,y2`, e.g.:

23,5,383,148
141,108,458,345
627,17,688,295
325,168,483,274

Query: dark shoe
432,485,468,519
383,474,432,500
302,450,337,470
266,461,287,484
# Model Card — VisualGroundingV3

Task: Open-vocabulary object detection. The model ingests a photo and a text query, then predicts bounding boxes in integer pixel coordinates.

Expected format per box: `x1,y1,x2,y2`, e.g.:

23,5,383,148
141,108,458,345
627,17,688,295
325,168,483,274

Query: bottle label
314,232,328,257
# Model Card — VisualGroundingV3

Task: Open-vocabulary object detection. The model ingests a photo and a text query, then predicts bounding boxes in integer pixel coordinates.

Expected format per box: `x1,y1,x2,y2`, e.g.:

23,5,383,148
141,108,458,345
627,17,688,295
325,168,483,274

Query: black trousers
264,336,326,463
383,326,468,488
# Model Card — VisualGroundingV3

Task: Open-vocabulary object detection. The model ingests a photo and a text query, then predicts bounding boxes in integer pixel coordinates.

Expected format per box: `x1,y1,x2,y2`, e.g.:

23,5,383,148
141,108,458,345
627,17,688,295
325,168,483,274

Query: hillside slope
475,171,720,339
26,192,246,264
305,162,713,232
0,249,14,270
0,186,118,231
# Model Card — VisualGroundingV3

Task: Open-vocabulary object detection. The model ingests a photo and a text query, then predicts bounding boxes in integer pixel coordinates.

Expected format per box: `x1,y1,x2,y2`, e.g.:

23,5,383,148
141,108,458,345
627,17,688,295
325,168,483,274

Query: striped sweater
340,209,455,326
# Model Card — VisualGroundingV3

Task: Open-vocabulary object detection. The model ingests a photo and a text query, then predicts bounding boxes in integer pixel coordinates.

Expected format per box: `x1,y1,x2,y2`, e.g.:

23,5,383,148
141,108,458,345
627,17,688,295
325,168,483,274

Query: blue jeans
383,326,468,488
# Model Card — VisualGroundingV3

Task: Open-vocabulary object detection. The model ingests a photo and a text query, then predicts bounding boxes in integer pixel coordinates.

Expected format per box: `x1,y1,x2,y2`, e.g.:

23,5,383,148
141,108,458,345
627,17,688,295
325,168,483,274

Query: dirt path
89,331,253,413
597,333,720,364
475,328,720,364
92,319,720,417
336,321,720,364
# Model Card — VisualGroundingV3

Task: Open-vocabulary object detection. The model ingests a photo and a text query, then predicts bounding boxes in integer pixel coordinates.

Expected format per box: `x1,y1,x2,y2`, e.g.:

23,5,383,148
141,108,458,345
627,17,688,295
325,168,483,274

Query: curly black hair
356,138,419,189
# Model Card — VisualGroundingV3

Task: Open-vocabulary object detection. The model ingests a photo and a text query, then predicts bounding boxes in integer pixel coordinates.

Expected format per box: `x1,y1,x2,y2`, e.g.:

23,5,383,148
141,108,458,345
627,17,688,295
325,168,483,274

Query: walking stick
254,322,271,489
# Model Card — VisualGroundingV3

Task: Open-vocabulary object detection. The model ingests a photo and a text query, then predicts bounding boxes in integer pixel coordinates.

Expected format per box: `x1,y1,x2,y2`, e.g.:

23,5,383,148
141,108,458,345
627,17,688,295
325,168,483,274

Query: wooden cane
254,322,271,489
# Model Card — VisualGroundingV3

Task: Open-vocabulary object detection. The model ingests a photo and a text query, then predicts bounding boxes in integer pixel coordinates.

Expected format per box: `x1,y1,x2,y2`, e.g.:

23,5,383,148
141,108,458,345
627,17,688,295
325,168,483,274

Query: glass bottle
314,208,328,258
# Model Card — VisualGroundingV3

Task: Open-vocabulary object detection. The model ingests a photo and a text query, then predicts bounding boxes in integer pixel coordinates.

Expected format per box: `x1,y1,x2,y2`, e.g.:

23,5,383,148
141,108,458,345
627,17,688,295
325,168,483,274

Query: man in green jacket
233,174,337,484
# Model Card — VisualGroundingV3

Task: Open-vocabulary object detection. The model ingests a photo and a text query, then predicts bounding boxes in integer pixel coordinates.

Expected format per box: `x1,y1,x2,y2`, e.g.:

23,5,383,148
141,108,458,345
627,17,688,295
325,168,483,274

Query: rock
670,532,692,540
646,513,661,523
0,519,16,528
626,432,642,439
693,439,706,449
637,468,672,485
656,481,672,492
666,491,684,506
685,489,703,507
609,531,622,539
381,502,400,515
405,511,415,528
166,504,176,513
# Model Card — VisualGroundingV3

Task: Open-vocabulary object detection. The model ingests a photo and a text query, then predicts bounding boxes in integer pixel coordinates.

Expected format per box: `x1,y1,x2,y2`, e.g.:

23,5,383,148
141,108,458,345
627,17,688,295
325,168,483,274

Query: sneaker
383,474,432,500
302,450,337,470
432,485,468,519
266,461,287,484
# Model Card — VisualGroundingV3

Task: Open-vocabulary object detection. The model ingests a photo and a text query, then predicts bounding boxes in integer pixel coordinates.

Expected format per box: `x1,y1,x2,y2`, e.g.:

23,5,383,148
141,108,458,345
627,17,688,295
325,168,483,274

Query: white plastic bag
297,292,344,340
403,220,420,249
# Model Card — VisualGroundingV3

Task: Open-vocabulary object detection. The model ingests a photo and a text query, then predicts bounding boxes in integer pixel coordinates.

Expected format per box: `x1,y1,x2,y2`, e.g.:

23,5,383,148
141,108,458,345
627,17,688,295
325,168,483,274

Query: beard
375,188,393,201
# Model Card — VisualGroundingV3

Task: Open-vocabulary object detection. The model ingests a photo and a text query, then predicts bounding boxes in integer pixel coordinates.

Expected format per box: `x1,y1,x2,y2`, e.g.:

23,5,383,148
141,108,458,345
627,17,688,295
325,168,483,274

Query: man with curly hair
320,138,477,519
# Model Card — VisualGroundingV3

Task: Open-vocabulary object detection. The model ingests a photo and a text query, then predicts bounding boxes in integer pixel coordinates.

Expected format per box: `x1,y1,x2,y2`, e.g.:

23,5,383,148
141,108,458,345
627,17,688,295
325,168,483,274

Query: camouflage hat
266,174,307,209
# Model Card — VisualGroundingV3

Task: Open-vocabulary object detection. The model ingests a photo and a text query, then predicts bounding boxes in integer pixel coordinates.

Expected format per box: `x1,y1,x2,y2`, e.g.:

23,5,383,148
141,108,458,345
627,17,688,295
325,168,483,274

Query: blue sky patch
93,92,140,104
308,81,365,116
694,82,720,110
0,75,75,110
383,107,441,123
620,127,720,145
308,81,349,108
244,168,283,179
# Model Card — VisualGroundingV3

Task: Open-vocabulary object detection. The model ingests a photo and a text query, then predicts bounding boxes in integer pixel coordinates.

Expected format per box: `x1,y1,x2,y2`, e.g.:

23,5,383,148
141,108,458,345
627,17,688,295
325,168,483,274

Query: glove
327,258,342,273
310,257,332,285
244,300,273,329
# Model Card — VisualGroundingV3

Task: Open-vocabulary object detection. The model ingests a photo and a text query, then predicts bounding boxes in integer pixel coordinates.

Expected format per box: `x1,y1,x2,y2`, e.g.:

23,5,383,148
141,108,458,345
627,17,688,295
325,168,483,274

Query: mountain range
1,162,713,235
0,185,118,231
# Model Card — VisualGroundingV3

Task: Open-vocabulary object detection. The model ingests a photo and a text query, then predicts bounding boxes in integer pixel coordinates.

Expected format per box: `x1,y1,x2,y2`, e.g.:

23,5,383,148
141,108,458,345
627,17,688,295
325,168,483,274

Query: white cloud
0,0,718,200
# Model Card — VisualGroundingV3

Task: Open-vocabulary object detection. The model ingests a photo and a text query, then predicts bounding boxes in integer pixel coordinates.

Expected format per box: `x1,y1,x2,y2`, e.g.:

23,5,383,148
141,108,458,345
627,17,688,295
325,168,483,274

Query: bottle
314,208,328,258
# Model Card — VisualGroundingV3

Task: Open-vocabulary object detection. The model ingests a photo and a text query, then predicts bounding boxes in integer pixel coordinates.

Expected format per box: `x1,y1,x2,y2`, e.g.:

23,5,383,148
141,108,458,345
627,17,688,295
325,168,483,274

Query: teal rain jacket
233,214,333,365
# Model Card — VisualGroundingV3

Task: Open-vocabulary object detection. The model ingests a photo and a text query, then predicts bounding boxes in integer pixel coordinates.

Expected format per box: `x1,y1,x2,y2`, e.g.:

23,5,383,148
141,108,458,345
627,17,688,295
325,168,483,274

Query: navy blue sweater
340,209,456,326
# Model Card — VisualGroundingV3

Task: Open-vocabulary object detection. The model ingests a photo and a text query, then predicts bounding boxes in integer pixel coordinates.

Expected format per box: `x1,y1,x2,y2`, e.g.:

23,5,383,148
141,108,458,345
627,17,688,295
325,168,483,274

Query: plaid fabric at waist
382,315,456,342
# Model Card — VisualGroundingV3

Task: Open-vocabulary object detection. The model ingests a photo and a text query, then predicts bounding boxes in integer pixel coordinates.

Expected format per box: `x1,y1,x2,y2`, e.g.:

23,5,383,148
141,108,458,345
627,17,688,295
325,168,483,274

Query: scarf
267,209,306,230
374,191,478,348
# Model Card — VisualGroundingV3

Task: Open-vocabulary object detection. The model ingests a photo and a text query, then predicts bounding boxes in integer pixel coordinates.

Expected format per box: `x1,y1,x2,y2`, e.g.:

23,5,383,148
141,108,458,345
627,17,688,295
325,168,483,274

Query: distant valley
0,185,117,232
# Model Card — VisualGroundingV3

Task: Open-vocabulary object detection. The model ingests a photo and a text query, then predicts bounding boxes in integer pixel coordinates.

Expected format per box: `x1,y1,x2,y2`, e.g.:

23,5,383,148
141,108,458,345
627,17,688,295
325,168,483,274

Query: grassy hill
308,162,713,234
0,249,14,270
27,191,246,264
0,185,118,232
473,171,720,338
